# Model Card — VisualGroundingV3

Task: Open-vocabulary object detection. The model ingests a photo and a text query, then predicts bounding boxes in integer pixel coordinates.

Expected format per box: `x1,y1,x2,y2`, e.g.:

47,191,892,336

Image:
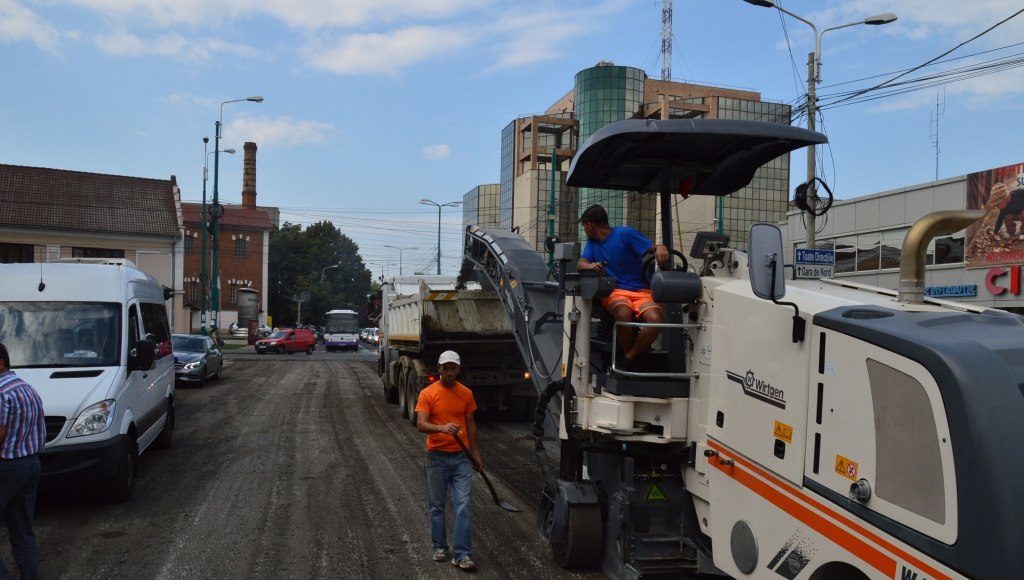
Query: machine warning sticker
834,455,859,480
773,420,793,444
646,482,668,503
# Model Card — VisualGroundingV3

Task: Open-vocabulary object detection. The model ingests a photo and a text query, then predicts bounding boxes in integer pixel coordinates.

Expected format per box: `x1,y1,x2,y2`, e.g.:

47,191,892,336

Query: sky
2,0,1022,276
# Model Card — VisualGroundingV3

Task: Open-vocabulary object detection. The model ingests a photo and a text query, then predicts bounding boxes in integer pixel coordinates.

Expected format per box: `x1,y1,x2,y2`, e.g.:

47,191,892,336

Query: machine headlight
183,361,201,370
67,400,116,438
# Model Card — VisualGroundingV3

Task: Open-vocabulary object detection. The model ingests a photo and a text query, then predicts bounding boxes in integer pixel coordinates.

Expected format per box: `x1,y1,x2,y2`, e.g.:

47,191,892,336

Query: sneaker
451,556,476,571
432,548,451,562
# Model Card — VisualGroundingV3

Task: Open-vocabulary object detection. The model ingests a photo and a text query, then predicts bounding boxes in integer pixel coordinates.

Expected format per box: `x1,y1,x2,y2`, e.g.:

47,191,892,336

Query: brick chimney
242,141,257,209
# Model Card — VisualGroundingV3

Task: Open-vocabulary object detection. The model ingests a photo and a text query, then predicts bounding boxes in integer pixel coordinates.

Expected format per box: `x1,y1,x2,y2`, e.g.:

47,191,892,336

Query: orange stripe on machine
707,438,950,580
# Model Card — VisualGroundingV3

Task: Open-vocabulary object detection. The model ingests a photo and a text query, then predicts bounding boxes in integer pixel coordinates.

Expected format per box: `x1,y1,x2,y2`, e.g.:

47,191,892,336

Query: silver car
171,334,223,387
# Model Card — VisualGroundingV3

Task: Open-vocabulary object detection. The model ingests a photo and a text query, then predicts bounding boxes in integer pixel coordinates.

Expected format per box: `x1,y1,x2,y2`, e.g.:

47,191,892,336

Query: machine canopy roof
566,119,827,196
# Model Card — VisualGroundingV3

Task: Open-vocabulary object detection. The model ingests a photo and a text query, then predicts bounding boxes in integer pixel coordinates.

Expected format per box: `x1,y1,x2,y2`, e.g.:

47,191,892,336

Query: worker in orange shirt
415,350,481,571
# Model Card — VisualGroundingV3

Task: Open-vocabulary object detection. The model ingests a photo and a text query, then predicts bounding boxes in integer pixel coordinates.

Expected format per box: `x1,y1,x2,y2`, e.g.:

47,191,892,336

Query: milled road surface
2,346,604,579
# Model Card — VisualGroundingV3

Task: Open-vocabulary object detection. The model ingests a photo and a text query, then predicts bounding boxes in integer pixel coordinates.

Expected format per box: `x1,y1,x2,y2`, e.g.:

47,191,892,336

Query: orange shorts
601,288,663,319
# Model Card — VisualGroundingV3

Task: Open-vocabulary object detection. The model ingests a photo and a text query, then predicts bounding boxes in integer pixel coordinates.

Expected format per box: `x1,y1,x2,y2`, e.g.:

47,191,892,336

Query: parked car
370,328,380,346
254,328,316,355
1,260,175,502
171,334,223,386
258,324,272,338
359,328,370,342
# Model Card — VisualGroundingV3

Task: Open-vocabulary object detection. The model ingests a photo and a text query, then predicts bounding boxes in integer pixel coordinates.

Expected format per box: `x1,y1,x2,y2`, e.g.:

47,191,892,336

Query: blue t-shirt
581,226,653,291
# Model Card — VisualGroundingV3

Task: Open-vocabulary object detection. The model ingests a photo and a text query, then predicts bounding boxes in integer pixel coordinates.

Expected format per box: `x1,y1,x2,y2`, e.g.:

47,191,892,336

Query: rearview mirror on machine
748,223,786,300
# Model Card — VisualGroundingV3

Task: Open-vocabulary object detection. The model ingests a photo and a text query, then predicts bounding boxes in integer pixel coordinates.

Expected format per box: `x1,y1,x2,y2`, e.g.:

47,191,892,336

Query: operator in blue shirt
577,204,669,365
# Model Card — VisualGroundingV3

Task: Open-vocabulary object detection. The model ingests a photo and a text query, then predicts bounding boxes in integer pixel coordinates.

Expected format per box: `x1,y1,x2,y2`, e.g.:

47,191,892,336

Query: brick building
181,142,273,332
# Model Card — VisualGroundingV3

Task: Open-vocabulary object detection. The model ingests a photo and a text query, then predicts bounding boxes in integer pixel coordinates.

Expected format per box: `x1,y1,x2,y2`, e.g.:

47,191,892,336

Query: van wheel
106,437,137,503
153,399,174,450
398,370,409,418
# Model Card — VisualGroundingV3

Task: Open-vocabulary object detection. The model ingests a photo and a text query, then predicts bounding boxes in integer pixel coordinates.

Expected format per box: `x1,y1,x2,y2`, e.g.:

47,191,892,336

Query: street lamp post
383,245,418,276
742,1,895,248
419,198,462,275
211,95,263,332
321,263,341,279
200,143,235,335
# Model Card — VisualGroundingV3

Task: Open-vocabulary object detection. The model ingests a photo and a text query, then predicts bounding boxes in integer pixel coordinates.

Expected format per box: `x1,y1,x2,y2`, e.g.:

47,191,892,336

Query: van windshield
0,302,121,368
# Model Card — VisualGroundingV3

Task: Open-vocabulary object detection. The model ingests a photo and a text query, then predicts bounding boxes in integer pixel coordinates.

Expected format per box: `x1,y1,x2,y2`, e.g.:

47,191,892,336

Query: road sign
795,248,835,279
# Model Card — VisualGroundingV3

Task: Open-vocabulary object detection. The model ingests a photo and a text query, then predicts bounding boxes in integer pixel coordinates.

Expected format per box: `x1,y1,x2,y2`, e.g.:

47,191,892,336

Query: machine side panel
709,283,810,485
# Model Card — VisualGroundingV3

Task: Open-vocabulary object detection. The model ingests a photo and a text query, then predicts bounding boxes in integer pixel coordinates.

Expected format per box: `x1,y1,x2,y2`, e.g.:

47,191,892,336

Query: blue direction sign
794,249,835,279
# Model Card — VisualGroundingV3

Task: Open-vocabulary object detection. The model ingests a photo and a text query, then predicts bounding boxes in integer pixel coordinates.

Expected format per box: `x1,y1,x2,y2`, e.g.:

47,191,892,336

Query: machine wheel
406,370,420,426
398,370,410,419
551,504,603,569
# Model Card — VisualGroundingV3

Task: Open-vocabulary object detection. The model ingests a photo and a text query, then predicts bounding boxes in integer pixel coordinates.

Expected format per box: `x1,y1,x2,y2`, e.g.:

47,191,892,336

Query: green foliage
268,221,372,327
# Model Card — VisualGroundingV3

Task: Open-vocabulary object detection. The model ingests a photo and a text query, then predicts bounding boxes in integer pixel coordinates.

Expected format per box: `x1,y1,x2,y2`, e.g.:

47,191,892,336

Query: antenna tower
661,0,673,80
929,89,946,181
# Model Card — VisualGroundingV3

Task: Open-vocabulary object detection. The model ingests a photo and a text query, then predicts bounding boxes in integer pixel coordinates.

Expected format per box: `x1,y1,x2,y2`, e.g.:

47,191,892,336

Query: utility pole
548,146,558,265
200,137,209,335
419,198,461,275
805,51,818,249
930,90,945,181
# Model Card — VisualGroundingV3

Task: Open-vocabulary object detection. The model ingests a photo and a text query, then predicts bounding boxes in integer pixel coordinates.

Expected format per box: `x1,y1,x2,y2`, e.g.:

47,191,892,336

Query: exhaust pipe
898,210,984,304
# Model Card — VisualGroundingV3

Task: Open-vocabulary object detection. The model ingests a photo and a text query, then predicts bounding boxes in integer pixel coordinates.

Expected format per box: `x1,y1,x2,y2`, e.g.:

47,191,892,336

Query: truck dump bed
386,279,511,347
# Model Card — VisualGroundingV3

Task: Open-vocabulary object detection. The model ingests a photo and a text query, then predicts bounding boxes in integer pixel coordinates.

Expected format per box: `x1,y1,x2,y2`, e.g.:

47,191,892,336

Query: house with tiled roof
0,163,187,330
181,142,274,332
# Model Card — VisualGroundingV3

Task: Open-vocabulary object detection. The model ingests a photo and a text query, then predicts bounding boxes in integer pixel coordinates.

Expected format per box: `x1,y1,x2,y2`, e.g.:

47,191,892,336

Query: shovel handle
451,432,480,471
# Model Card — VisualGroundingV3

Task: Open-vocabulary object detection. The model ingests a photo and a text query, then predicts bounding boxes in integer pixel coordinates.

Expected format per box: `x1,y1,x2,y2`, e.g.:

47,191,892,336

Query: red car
255,328,316,355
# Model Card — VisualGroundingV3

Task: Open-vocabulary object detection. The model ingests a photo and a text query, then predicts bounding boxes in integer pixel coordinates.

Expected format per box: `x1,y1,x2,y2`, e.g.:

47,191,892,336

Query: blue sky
2,0,1022,275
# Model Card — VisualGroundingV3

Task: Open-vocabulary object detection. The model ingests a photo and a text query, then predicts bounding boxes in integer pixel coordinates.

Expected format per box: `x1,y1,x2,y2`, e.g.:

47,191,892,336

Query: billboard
965,162,1024,268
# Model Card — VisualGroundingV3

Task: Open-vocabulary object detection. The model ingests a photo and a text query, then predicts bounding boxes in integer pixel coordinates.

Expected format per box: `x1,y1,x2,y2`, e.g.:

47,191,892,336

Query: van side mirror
128,339,156,372
748,223,786,300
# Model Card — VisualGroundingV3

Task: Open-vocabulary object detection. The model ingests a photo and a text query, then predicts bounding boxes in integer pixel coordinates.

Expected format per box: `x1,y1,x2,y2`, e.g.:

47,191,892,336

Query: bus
323,309,360,351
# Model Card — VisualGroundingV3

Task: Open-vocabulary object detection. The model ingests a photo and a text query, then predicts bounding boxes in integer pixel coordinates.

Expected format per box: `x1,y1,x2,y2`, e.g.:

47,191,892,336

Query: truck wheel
398,370,409,418
105,436,138,503
552,504,603,569
406,370,420,426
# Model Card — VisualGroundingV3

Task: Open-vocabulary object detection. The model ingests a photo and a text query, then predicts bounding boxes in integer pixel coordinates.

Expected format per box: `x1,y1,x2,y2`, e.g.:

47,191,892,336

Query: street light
321,263,341,279
383,245,418,276
742,1,896,248
419,198,462,275
211,95,263,332
199,141,235,335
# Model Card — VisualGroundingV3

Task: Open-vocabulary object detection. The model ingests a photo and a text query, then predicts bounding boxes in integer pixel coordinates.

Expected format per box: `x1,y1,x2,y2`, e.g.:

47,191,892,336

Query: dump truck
377,275,534,422
462,118,1024,579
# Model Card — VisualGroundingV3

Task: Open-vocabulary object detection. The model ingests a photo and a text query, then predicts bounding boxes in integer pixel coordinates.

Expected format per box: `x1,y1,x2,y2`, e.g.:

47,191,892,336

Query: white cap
438,350,461,366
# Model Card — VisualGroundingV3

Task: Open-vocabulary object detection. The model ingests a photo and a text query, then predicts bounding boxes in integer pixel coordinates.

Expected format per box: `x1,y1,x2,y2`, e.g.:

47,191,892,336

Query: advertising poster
965,162,1024,268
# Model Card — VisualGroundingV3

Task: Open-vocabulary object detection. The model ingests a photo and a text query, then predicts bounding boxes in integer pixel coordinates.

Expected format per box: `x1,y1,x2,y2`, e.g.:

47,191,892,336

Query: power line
819,8,1024,109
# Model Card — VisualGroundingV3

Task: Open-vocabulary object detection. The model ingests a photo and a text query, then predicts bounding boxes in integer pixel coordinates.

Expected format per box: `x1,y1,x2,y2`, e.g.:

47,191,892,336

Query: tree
268,221,373,327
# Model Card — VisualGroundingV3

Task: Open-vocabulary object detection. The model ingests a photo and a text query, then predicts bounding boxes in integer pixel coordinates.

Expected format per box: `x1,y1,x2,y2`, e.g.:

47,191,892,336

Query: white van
0,259,175,502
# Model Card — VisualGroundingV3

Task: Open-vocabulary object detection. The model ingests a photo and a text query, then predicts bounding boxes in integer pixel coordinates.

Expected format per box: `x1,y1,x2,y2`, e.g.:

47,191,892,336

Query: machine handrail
610,320,700,379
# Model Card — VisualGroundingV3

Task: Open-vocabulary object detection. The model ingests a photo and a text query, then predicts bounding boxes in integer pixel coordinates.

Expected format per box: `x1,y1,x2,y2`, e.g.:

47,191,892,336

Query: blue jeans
0,456,40,580
425,451,474,561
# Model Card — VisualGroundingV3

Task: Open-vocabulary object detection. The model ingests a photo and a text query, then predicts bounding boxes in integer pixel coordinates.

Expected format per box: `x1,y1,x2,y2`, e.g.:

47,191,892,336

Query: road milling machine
459,119,1024,579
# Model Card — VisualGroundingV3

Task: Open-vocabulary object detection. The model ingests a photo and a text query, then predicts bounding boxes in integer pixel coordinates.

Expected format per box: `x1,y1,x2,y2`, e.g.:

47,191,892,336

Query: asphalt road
2,345,605,579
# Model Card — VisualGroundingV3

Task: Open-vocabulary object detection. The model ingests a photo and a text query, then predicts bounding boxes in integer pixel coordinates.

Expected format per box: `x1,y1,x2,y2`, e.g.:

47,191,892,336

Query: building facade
783,161,1024,315
0,164,187,330
462,184,502,230
181,142,274,332
497,61,792,254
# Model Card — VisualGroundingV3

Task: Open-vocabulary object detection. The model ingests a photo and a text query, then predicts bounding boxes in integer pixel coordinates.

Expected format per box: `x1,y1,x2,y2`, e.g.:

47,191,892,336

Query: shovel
452,433,522,513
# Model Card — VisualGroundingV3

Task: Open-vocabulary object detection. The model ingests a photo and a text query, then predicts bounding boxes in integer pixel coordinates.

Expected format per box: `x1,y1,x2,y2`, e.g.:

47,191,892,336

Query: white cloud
94,31,257,61
306,26,470,76
812,0,1023,45
422,144,451,160
224,115,337,148
0,0,60,53
66,0,487,29
485,1,629,71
